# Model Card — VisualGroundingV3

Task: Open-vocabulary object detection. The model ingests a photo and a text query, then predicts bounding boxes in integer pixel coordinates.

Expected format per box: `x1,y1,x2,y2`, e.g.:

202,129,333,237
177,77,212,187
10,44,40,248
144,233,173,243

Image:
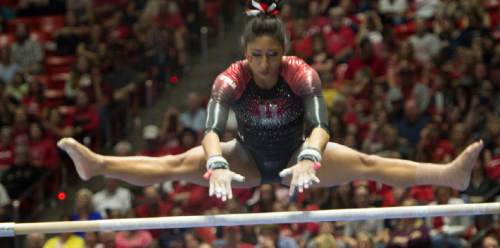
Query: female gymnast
58,0,483,202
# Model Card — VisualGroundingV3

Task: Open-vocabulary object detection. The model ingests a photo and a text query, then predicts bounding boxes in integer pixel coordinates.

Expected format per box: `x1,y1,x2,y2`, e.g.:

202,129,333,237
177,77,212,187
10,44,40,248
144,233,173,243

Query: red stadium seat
30,31,50,44
7,17,39,32
38,15,65,33
45,55,76,73
49,72,70,89
44,89,66,108
58,105,76,115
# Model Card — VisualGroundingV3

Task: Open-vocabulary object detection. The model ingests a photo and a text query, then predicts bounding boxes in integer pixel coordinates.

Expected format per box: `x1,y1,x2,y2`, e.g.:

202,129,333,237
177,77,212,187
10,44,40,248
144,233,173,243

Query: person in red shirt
139,125,170,157
135,186,171,238
11,107,30,146
345,38,387,84
0,127,14,171
322,7,355,62
165,127,199,155
72,90,99,145
22,78,47,119
167,181,208,215
43,108,74,141
28,121,59,169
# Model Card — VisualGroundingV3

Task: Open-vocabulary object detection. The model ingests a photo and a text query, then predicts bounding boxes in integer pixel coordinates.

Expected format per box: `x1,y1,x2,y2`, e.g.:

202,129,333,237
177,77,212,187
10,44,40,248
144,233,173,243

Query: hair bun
246,0,281,17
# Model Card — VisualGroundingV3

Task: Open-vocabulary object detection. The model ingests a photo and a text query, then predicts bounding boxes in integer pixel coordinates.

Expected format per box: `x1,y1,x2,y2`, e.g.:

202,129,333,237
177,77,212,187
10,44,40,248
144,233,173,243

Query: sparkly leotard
205,56,329,183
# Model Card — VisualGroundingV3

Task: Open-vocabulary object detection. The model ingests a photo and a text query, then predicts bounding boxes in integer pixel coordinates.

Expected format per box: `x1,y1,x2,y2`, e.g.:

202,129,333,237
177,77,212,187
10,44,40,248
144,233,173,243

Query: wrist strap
206,155,229,170
297,147,322,163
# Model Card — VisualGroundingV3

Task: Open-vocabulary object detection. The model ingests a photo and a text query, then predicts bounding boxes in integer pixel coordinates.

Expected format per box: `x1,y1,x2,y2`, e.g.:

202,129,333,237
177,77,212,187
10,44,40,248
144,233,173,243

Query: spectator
5,72,28,104
167,181,208,215
394,99,430,146
414,0,441,19
160,107,184,148
28,121,59,169
135,186,170,237
92,178,132,218
9,24,43,74
113,140,133,156
166,127,199,155
53,11,90,55
462,157,500,203
385,198,431,247
179,92,207,133
42,108,74,140
22,77,47,118
378,0,407,24
26,233,45,248
214,226,254,248
482,235,499,248
139,124,170,157
1,143,42,198
98,230,116,248
0,47,21,84
257,224,298,248
66,0,94,25
409,19,441,64
184,229,211,248
306,222,336,248
84,232,99,248
308,34,334,84
70,188,102,221
115,211,153,248
327,183,354,209
344,38,387,84
10,107,28,133
0,126,14,172
72,90,99,145
427,187,470,248
344,185,384,239
42,216,85,248
65,56,92,102
322,7,355,63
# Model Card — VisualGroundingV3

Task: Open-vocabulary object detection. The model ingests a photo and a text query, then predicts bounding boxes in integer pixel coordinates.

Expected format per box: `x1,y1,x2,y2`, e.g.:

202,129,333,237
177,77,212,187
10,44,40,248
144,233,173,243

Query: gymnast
58,0,483,202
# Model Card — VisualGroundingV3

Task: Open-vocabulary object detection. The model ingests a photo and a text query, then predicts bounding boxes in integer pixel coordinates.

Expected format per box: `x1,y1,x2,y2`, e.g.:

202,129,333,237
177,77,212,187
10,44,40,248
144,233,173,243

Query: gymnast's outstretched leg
285,140,483,190
57,137,261,188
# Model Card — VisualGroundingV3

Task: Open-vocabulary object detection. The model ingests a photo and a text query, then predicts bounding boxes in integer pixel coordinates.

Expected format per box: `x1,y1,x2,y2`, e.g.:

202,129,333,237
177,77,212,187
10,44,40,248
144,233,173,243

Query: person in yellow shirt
43,232,85,248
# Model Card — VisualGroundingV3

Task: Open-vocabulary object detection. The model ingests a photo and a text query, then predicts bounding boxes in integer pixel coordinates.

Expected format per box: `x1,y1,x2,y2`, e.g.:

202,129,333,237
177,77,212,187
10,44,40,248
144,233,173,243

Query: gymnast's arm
202,98,229,157
303,93,330,153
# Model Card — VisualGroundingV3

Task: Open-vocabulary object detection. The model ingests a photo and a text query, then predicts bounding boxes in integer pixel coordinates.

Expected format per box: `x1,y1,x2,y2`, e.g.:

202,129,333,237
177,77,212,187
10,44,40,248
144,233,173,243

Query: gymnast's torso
206,56,326,182
231,74,305,156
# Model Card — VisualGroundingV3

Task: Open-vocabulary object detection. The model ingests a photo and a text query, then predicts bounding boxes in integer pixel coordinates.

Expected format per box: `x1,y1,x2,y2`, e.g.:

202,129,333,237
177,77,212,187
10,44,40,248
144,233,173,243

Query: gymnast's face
245,35,284,82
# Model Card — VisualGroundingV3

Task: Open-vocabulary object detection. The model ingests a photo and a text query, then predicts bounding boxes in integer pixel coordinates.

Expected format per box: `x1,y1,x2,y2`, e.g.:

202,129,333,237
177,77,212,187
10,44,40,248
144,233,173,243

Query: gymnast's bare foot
446,140,484,190
57,137,103,180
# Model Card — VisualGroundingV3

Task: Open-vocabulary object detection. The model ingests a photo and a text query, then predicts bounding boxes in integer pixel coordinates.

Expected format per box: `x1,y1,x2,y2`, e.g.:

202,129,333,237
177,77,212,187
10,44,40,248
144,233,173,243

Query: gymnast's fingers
209,179,215,196
226,181,233,200
231,173,245,182
289,178,296,196
279,167,293,178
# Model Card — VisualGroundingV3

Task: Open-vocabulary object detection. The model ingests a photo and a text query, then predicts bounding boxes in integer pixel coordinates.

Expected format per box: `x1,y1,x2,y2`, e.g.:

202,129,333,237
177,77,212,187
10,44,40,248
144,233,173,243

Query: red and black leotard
205,56,329,183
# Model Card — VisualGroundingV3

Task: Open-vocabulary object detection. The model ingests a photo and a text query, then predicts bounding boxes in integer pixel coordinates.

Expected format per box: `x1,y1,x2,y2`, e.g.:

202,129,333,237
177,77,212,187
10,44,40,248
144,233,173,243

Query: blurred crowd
1,0,500,247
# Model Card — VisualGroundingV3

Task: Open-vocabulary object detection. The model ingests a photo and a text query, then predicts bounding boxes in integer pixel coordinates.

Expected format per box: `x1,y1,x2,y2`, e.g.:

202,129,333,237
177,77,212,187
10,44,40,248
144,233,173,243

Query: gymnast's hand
279,160,321,196
204,155,245,201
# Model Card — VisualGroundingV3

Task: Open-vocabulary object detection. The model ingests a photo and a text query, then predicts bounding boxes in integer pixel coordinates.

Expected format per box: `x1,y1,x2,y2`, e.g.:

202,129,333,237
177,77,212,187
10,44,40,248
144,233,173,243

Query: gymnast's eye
251,51,262,57
266,51,279,57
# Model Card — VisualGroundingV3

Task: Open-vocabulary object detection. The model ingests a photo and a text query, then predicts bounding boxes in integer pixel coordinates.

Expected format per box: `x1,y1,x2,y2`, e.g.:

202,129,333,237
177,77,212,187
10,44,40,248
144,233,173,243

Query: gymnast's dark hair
242,0,289,51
